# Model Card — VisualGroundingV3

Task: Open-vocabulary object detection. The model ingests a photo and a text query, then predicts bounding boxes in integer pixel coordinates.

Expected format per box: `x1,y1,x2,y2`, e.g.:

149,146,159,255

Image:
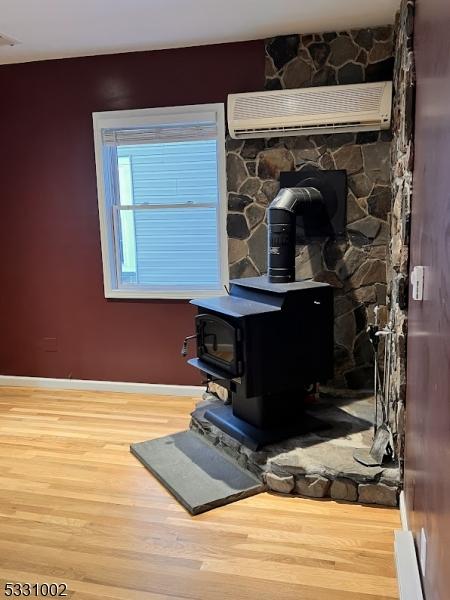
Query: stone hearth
190,393,400,507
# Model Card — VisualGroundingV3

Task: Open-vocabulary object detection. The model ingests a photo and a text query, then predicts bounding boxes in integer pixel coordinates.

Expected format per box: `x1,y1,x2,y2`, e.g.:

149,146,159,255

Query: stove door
196,313,242,376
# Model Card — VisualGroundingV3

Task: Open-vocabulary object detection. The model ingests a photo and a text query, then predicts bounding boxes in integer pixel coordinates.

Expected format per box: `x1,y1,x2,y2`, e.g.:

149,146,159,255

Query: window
93,104,228,299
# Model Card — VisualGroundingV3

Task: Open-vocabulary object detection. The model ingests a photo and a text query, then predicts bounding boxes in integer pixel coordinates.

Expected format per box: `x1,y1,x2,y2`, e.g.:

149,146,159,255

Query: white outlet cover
419,528,427,577
411,266,425,301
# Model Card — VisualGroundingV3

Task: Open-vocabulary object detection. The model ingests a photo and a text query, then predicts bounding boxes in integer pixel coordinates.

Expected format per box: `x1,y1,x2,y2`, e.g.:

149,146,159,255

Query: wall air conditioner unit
228,81,392,139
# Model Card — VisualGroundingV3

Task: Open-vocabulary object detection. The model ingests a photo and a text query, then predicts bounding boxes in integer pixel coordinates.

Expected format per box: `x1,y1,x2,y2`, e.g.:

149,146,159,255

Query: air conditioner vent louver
228,82,392,139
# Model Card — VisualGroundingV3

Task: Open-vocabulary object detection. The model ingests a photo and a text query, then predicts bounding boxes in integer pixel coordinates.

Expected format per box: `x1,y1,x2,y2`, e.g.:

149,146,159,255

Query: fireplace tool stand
353,306,394,467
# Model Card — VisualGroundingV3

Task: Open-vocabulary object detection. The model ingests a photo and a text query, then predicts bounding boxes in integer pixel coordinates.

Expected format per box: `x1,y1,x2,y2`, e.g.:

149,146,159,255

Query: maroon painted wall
0,42,264,384
404,0,450,596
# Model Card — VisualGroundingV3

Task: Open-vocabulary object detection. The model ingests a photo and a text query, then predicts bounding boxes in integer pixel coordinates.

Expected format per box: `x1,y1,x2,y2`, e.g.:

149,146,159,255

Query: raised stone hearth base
190,393,400,507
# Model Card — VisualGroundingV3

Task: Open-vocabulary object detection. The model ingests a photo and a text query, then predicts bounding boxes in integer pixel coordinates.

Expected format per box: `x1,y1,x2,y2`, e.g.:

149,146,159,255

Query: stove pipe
268,186,324,283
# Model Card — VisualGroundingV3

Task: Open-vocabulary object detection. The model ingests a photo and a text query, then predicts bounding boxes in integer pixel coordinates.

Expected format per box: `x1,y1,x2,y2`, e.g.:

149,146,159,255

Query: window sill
104,288,227,300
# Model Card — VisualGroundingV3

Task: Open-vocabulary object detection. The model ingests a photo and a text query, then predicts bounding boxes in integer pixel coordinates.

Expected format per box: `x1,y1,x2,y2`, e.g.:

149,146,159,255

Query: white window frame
92,103,228,300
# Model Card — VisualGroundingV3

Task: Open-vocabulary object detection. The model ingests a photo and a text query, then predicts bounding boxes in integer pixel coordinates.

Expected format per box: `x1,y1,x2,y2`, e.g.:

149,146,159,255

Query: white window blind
93,104,228,299
101,120,217,145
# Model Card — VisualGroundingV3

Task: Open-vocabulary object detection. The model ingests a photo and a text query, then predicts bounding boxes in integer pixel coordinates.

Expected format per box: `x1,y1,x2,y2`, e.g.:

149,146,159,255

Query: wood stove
186,276,334,449
184,175,344,449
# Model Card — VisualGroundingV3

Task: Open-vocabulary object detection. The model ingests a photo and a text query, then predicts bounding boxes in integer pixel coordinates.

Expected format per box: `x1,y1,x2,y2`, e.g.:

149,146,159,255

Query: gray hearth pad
131,430,264,515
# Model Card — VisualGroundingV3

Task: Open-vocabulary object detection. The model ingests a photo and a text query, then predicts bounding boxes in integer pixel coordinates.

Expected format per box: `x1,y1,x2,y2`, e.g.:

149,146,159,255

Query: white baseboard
394,531,424,600
399,490,409,531
0,375,203,397
395,491,424,600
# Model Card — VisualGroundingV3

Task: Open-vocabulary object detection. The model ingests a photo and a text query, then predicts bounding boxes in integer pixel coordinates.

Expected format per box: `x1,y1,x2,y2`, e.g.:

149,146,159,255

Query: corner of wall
388,0,415,467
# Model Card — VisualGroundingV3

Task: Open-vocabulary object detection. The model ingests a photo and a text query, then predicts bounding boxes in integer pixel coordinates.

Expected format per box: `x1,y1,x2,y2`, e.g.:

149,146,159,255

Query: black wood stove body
187,276,334,449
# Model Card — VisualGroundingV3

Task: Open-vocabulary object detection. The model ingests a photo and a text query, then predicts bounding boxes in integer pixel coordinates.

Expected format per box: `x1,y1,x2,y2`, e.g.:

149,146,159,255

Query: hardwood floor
0,387,400,600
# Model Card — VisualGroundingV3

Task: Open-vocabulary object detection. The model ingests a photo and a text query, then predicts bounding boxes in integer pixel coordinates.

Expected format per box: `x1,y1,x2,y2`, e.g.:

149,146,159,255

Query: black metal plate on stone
279,169,347,242
130,431,264,515
205,403,328,451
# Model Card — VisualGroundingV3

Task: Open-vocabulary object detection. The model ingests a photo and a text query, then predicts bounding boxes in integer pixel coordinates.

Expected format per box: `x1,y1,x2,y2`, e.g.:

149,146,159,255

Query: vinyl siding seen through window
116,141,220,288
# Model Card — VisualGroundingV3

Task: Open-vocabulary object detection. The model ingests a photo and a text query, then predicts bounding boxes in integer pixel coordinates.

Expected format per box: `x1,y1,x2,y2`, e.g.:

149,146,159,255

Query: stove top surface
230,275,329,294
190,294,280,317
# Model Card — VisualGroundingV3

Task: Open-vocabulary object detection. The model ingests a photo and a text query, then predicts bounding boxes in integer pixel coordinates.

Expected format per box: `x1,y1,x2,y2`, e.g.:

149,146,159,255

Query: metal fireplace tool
354,306,394,467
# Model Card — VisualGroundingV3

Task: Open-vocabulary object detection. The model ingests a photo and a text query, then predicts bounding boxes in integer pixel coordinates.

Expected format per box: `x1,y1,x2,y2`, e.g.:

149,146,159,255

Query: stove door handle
181,334,197,357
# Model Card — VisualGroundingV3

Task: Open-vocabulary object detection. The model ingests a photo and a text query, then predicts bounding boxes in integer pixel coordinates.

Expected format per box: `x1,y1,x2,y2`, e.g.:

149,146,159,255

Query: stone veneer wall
387,0,415,463
226,27,395,389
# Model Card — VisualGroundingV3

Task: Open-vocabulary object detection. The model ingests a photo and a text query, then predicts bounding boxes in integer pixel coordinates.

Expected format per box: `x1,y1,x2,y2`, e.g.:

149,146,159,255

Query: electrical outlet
411,266,425,301
419,528,427,577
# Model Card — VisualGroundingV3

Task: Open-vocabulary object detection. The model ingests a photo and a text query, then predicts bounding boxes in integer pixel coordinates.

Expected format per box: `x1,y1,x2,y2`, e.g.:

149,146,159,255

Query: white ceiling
0,0,401,65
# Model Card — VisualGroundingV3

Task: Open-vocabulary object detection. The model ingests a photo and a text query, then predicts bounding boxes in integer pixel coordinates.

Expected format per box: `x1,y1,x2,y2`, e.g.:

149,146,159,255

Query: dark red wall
0,42,264,384
405,0,450,597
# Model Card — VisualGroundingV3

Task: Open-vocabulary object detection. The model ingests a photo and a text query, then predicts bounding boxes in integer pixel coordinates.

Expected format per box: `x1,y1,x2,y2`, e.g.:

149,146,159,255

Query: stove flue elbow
267,186,323,284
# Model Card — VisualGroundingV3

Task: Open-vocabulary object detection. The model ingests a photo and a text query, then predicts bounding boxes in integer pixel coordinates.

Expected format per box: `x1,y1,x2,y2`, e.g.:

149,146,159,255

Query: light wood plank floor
0,387,400,600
